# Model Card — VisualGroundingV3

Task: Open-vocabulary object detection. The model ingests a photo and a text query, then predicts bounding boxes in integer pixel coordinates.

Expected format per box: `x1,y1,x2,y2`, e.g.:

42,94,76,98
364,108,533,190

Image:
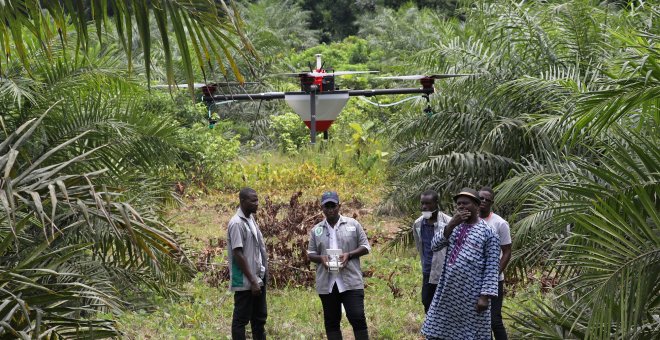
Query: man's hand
475,295,489,313
249,277,262,296
444,210,472,238
320,255,329,269
340,253,350,267
233,248,262,296
448,209,471,227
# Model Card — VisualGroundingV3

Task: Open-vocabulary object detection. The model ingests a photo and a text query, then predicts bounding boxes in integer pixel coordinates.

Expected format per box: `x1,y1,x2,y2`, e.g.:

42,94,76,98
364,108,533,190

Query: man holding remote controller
307,191,371,340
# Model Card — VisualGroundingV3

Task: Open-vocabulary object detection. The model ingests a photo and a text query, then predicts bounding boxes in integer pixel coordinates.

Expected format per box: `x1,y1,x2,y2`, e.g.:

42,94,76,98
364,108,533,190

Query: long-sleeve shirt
422,219,500,339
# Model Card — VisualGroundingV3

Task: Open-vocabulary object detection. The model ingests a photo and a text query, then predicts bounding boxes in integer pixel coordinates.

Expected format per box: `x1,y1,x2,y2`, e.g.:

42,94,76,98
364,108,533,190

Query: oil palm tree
379,1,659,337
499,27,660,338
1,110,193,337
0,0,254,90
379,0,635,206
0,1,265,338
503,128,659,339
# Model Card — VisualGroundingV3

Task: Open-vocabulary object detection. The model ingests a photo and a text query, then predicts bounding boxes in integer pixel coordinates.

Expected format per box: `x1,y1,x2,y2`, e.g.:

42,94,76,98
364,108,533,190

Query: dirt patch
186,191,405,289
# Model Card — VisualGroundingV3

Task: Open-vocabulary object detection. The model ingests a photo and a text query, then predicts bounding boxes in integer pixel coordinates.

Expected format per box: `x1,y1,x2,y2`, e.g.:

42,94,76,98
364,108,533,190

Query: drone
165,54,469,144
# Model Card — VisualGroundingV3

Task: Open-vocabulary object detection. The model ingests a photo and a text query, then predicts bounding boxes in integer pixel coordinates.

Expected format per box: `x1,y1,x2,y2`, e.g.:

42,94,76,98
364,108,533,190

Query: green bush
270,112,310,153
178,124,241,192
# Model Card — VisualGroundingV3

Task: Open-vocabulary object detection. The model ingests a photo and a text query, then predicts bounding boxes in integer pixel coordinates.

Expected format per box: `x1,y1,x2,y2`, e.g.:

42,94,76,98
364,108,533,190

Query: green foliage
0,1,253,92
380,0,658,207
498,129,660,339
0,112,193,338
357,5,451,71
0,9,242,336
218,144,387,205
269,112,310,154
286,37,382,89
345,121,389,173
298,0,374,43
177,124,241,193
240,0,319,60
137,92,243,193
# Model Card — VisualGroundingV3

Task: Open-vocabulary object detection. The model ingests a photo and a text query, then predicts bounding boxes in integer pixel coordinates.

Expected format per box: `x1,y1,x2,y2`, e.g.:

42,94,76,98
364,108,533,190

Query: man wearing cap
307,191,371,340
479,186,512,340
227,187,268,340
412,190,451,313
421,188,500,340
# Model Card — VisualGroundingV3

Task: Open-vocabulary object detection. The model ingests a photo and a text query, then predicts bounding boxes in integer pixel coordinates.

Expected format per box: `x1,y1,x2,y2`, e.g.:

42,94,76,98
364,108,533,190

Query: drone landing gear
422,94,433,117
208,107,217,129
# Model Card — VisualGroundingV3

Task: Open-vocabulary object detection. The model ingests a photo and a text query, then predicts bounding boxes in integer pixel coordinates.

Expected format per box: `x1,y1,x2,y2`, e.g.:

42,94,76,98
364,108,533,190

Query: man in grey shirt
307,191,371,340
412,190,451,313
227,187,268,340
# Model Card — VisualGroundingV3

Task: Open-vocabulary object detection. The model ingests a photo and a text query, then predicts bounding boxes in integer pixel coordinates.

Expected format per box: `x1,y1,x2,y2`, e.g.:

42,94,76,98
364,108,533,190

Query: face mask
421,210,436,219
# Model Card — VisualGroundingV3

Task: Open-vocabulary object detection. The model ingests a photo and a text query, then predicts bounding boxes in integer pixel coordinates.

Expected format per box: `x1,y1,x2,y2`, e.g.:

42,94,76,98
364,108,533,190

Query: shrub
177,124,241,193
269,112,310,153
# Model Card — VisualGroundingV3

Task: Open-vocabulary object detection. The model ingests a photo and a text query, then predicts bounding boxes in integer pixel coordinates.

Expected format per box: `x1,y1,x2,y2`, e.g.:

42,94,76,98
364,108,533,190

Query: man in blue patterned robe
421,188,500,340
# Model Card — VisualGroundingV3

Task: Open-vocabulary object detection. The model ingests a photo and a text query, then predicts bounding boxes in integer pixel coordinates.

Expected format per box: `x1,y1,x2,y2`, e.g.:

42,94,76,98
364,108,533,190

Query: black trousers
421,273,437,314
491,280,508,340
319,284,368,338
232,285,267,340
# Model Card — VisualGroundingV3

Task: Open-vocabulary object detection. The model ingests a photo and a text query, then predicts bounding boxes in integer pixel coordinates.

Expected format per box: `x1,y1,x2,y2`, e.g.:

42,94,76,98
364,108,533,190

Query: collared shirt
420,220,435,275
227,208,268,292
327,220,346,293
307,215,371,294
483,212,512,281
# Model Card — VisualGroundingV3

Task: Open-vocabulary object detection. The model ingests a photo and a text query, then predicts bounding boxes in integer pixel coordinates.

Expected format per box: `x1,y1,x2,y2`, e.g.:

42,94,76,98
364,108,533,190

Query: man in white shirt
307,191,371,340
479,186,512,340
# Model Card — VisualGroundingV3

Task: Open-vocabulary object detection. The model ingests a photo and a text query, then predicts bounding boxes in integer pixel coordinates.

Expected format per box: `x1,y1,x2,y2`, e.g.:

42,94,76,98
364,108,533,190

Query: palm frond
0,0,254,92
0,105,193,337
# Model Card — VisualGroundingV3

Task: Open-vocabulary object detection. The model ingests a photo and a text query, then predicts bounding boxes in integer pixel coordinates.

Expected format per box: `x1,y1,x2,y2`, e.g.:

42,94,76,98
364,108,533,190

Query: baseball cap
321,191,340,205
453,188,481,205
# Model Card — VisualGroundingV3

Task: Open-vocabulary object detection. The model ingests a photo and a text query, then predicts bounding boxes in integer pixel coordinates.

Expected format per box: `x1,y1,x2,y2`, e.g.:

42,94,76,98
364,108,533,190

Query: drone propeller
153,81,258,89
377,74,471,80
310,70,379,77
153,83,207,89
273,70,379,78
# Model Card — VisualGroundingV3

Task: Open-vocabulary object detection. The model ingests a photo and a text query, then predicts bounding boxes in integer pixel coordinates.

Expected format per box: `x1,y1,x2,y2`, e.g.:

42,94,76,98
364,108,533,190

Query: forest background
0,0,658,339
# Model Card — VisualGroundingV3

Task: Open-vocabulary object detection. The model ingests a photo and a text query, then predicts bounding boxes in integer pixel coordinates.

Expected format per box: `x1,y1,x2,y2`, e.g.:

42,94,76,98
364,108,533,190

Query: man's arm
233,247,261,296
340,245,369,265
412,220,422,257
433,211,469,250
499,220,513,274
307,253,329,267
443,210,470,238
431,227,449,252
500,243,512,274
340,222,370,265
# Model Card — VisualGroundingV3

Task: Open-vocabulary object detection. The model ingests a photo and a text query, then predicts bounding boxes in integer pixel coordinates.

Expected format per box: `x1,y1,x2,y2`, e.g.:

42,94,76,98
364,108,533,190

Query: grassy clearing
115,245,547,339
116,248,423,339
